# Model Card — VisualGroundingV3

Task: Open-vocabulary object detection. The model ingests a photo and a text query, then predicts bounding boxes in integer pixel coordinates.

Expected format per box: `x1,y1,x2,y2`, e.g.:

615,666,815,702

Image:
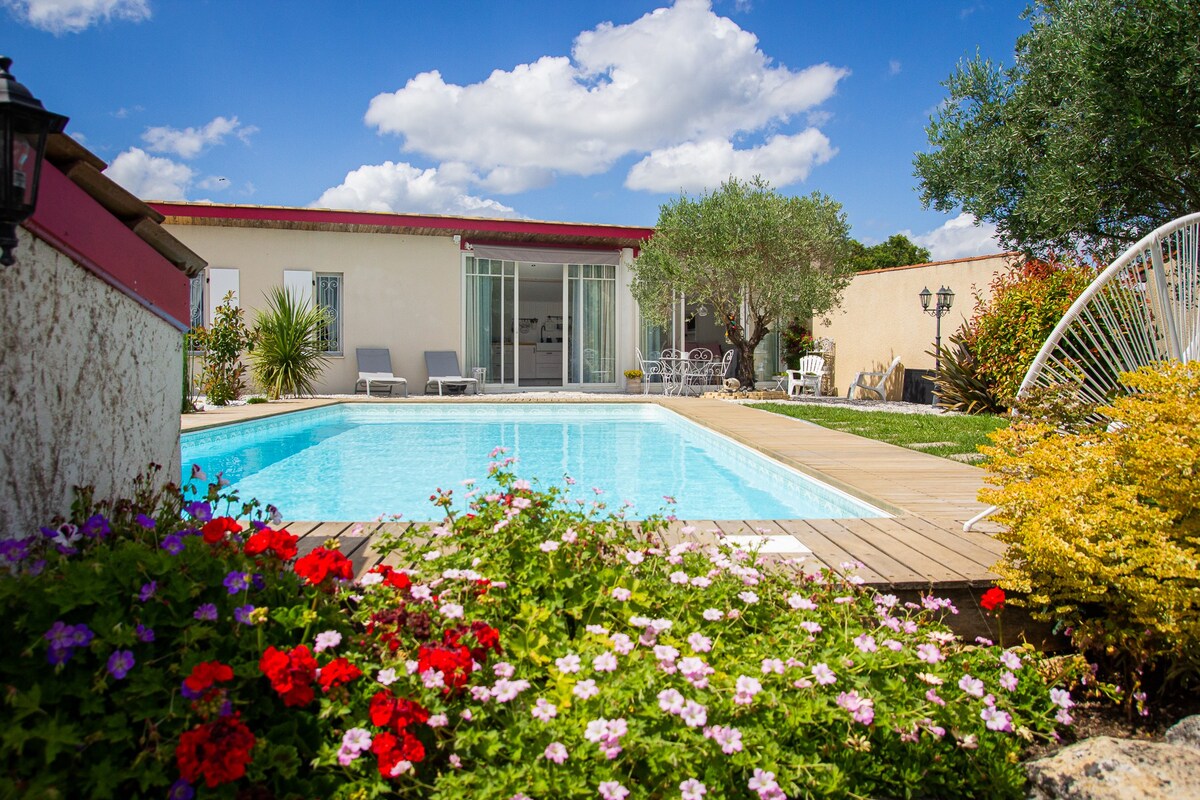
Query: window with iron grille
316,272,343,355
188,273,205,350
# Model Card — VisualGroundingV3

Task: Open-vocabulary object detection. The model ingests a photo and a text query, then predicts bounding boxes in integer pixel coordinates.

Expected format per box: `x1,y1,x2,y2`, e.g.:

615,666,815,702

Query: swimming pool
180,403,887,522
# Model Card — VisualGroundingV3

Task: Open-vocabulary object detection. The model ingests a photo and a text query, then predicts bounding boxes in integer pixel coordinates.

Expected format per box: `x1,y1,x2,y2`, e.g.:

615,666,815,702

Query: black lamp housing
0,56,69,267
918,286,932,311
936,285,954,310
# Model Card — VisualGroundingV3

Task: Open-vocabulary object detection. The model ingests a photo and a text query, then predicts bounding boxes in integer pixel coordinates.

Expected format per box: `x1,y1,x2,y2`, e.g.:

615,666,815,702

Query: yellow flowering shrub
981,363,1200,688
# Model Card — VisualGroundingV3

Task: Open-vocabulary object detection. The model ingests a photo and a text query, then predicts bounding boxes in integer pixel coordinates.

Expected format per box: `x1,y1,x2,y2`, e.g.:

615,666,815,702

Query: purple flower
190,464,207,482
251,573,266,591
184,501,212,522
180,680,202,700
223,571,250,594
0,537,31,565
161,533,186,555
168,779,195,800
135,514,157,530
107,650,135,680
138,581,157,602
233,605,256,625
135,624,155,643
45,621,95,665
81,514,111,538
193,603,218,622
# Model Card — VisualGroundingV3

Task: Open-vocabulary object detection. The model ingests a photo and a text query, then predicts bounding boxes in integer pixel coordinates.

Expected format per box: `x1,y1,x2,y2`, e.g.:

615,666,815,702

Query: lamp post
919,285,954,407
0,56,69,266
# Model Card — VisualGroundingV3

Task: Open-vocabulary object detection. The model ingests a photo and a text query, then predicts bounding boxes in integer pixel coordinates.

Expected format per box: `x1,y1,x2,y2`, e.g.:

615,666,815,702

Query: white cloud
906,213,1004,261
364,0,847,179
3,0,149,34
142,116,254,159
312,161,520,218
103,147,193,200
624,130,836,192
888,59,901,76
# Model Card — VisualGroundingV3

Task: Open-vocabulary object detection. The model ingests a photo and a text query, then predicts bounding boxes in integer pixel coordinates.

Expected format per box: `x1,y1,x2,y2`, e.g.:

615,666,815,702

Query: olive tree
632,177,853,387
915,0,1200,257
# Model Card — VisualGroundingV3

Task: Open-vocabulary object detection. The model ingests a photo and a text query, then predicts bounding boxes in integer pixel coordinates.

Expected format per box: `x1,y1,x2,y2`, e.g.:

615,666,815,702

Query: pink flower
999,672,1018,692
556,654,582,673
958,675,985,698
654,644,680,663
788,594,817,610
493,661,515,678
917,644,943,663
981,705,1013,732
748,768,780,798
761,658,785,675
926,688,946,706
593,652,618,672
812,663,837,685
610,633,634,654
837,690,876,725
544,742,568,764
1000,650,1023,670
540,540,560,552
853,634,877,653
598,781,629,800
670,571,690,584
800,620,822,635
681,700,708,727
738,591,759,604
688,632,713,653
532,698,558,722
573,679,599,700
704,724,743,754
702,608,723,621
658,688,686,714
427,713,448,728
1050,688,1074,709
680,778,707,800
625,551,645,565
611,587,631,601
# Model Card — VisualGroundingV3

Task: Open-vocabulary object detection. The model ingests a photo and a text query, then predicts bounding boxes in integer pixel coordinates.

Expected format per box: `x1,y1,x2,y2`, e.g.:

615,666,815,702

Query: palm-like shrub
929,332,1005,414
250,287,333,399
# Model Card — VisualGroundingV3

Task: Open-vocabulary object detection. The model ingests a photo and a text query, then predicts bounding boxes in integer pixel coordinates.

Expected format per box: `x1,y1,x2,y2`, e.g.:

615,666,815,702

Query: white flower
788,595,817,610
440,602,464,619
314,630,342,652
738,591,759,604
611,587,632,601
540,540,560,552
555,653,581,673
376,668,397,686
593,652,618,672
625,551,645,565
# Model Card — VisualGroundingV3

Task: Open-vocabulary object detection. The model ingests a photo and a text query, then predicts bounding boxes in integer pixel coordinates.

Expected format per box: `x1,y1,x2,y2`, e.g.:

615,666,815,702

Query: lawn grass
749,403,1009,462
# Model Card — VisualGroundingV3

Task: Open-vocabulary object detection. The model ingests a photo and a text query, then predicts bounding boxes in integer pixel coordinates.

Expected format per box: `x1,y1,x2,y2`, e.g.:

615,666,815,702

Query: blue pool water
180,404,886,521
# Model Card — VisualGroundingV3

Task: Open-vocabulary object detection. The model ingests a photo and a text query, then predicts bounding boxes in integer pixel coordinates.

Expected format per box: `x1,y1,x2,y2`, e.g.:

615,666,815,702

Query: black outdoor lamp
919,285,954,406
0,56,69,267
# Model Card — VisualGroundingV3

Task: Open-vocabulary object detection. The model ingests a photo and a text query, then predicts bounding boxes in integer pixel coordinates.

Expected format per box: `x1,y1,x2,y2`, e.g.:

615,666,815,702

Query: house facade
1,136,204,538
155,203,763,394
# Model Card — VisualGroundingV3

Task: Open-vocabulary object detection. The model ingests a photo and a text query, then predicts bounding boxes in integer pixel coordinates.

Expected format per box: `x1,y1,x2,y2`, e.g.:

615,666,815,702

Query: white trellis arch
964,212,1200,532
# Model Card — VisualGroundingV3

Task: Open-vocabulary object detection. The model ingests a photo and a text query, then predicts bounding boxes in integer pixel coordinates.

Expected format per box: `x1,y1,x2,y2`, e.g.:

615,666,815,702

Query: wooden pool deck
181,395,1005,592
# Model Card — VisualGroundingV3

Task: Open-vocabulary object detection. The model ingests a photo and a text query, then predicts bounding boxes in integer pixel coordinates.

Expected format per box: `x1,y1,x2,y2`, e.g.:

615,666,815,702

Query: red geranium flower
417,642,474,689
294,547,354,586
244,528,299,561
176,713,256,788
317,657,362,692
200,516,243,544
184,660,234,694
371,730,426,777
980,587,1006,612
368,689,430,732
370,564,412,591
259,645,318,707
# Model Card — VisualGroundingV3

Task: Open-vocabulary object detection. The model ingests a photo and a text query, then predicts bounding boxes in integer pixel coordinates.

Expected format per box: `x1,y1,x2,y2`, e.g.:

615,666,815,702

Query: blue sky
5,0,1028,259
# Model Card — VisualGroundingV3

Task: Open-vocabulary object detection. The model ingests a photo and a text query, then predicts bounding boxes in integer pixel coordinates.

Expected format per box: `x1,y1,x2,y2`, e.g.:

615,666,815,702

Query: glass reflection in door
464,257,516,386
567,264,616,384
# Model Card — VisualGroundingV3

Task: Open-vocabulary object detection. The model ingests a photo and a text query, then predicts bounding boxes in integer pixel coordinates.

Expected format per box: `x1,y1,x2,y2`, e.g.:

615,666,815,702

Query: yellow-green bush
981,362,1200,691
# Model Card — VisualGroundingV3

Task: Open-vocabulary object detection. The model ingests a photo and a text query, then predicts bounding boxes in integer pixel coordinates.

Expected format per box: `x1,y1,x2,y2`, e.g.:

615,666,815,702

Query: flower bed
1,459,1081,798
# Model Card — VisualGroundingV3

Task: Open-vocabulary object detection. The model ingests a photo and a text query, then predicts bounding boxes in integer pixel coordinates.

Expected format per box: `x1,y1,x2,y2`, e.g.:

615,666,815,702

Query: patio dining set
637,347,735,396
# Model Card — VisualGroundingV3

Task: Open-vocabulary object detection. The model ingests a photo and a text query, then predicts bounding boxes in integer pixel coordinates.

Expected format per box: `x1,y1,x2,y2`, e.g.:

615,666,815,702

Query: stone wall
0,231,183,538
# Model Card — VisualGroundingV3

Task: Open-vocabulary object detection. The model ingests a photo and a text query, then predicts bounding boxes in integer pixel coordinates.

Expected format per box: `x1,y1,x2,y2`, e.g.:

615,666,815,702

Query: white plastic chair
786,354,826,397
846,356,903,401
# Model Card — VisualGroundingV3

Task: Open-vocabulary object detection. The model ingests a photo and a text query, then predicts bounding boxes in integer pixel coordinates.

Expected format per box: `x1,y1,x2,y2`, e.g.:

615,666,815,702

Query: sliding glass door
464,257,516,386
566,264,617,385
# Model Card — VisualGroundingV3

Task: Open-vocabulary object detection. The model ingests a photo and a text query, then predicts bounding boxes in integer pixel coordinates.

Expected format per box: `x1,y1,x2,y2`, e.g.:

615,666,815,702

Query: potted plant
624,368,644,393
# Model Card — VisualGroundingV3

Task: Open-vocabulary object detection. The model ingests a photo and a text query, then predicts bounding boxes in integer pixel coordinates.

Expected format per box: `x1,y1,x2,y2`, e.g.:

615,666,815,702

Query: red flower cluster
184,660,234,695
417,642,474,690
369,563,412,591
259,644,318,707
200,516,243,544
368,689,429,778
317,657,362,693
176,713,256,788
294,547,354,586
244,527,299,561
466,621,502,659
981,587,1006,612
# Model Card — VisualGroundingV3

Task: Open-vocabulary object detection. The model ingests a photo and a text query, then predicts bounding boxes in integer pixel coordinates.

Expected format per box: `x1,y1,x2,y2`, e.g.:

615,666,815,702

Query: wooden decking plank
771,519,888,584
803,518,929,586
858,517,986,583
889,516,1007,564
354,522,414,575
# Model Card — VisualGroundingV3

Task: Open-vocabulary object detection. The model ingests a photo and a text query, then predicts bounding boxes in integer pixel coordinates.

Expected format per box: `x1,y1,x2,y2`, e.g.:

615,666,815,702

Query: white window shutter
283,269,314,309
207,268,240,324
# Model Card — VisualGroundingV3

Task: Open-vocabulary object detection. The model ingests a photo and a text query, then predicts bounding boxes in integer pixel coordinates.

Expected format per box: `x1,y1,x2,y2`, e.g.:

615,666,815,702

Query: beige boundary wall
814,252,1018,400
